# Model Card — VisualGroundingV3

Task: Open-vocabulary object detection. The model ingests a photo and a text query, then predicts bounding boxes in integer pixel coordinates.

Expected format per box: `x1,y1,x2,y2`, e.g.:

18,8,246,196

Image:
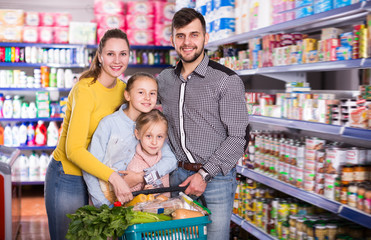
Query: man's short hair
171,8,206,34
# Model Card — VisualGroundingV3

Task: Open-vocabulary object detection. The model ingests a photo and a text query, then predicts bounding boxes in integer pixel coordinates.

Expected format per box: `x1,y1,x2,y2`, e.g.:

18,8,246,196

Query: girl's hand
119,170,145,188
108,171,133,204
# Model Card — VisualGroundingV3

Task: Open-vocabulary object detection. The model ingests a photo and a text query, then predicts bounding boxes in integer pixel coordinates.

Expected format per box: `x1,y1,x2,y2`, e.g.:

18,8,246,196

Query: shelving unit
231,214,277,240
0,117,63,122
249,115,371,144
207,1,370,48
0,87,71,92
204,1,371,235
237,165,371,229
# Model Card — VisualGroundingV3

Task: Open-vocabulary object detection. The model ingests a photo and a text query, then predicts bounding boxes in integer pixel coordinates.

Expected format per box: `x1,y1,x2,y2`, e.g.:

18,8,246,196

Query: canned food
346,147,367,164
305,137,325,150
325,147,347,174
278,200,290,221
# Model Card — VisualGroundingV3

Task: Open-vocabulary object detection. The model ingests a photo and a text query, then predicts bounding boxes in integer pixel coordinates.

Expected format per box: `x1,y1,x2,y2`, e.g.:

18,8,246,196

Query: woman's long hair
79,28,130,84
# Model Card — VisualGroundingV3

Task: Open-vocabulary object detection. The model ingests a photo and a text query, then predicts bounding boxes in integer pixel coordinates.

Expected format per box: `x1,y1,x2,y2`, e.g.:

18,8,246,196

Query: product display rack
0,117,63,122
204,1,371,236
231,213,278,240
207,1,371,48
249,115,371,145
0,87,71,92
236,165,371,229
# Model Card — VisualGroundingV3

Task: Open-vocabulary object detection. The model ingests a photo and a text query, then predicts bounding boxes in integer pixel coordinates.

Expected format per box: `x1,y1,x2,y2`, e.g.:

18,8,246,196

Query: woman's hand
118,170,144,188
108,171,133,204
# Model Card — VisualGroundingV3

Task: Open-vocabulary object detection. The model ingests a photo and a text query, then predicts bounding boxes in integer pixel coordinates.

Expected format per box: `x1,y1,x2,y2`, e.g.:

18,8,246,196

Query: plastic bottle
12,124,19,147
64,69,73,88
28,102,37,118
47,121,59,146
4,124,12,147
19,154,29,182
57,68,65,88
0,123,4,145
49,67,57,87
27,122,35,146
35,120,47,146
39,152,50,181
0,93,4,117
12,95,22,118
18,122,28,146
21,102,29,118
28,152,40,181
3,95,13,118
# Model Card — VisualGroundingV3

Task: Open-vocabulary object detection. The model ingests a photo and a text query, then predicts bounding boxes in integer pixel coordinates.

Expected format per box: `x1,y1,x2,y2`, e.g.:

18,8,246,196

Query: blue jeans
44,158,88,240
170,167,237,240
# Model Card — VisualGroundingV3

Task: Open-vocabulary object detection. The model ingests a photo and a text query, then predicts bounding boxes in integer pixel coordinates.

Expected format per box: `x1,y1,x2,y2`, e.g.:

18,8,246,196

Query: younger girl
83,72,177,207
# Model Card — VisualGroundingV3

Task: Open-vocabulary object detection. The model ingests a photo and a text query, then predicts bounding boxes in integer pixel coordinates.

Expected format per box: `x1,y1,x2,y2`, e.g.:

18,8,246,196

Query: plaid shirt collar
174,53,209,79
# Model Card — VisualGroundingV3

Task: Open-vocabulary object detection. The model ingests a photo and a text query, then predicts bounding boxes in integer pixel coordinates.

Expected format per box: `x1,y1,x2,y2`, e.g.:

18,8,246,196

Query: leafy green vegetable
66,205,171,240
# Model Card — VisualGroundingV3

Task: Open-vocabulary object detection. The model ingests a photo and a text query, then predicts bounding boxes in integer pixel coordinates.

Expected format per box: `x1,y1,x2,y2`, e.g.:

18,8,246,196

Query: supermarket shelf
231,214,277,240
16,181,44,185
128,64,172,68
0,118,63,122
237,165,341,213
0,62,86,68
86,44,174,50
16,146,56,151
0,87,71,91
0,42,86,49
237,59,365,75
237,166,371,229
207,2,367,47
249,115,371,142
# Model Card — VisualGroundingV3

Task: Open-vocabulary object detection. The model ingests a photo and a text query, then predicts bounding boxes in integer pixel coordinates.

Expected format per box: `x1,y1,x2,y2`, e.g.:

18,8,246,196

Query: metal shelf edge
339,206,371,229
231,214,277,240
16,146,56,150
236,165,341,213
0,118,63,122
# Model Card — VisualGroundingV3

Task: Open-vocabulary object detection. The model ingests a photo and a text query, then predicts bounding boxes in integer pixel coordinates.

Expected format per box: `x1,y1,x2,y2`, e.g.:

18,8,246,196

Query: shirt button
187,76,191,80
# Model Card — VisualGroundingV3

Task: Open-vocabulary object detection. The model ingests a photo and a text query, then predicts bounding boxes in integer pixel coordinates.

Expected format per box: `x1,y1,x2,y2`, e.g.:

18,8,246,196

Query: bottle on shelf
28,102,37,118
0,123,3,145
3,95,13,118
35,120,47,146
28,152,40,182
4,123,12,147
11,124,19,147
47,121,59,146
18,122,28,146
26,122,36,146
39,152,50,181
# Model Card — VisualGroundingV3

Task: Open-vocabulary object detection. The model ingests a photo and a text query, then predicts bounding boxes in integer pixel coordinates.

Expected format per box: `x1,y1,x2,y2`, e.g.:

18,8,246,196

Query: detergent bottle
35,120,47,146
47,121,59,146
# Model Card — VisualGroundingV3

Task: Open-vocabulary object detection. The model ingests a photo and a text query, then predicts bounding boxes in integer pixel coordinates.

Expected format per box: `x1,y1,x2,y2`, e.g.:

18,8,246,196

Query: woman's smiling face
99,38,130,80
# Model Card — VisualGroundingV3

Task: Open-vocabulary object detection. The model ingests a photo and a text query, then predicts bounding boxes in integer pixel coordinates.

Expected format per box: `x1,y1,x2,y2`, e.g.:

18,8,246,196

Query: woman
44,29,134,240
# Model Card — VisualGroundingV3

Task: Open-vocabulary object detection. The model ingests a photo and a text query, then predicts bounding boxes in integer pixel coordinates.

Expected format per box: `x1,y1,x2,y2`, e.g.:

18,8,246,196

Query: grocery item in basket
133,197,184,215
171,209,204,220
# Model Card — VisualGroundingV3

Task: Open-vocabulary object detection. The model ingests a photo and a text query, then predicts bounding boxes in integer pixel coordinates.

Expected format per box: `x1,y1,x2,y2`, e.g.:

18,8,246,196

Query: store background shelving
204,1,371,237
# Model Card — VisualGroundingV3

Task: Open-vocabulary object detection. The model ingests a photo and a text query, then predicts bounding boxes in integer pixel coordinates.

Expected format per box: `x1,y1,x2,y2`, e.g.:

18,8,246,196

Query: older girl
83,72,177,207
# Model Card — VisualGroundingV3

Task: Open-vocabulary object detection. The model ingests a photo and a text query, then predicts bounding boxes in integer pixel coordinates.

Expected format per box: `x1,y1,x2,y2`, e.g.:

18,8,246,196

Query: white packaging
12,124,19,147
29,152,40,181
19,154,29,182
39,153,50,181
4,124,12,147
18,122,28,146
3,95,13,118
47,121,59,146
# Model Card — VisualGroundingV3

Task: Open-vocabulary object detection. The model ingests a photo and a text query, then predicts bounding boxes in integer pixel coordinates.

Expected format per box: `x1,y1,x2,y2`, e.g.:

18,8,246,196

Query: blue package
213,0,235,9
212,18,235,32
334,0,352,8
295,0,313,8
313,0,332,13
336,46,353,60
295,5,314,18
339,32,353,47
196,4,207,15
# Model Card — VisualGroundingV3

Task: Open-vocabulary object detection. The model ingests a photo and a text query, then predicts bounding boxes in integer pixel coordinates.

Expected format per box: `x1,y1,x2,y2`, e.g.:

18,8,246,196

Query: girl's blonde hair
135,109,168,135
79,28,130,84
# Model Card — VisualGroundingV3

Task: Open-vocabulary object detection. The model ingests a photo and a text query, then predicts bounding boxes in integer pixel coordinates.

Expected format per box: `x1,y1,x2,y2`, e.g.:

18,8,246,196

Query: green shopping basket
119,215,210,240
118,186,211,240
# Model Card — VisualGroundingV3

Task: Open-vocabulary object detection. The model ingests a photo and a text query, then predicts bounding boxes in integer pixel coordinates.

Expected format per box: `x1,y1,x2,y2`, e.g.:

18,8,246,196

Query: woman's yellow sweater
53,77,126,181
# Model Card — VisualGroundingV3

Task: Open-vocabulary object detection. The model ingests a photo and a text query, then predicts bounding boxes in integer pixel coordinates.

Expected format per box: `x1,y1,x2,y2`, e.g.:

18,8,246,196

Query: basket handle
132,185,208,208
132,186,187,196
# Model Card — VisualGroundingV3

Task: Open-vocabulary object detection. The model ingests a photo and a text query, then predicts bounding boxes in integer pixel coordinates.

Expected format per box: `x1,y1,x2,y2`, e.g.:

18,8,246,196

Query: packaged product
0,9,24,26
153,1,175,23
39,12,55,26
94,0,125,15
95,14,125,29
126,29,154,45
23,26,39,43
69,22,97,44
24,12,40,26
53,27,69,44
154,23,172,46
126,1,154,15
0,26,22,42
38,27,54,44
314,0,333,14
295,5,313,19
54,12,71,27
126,15,154,30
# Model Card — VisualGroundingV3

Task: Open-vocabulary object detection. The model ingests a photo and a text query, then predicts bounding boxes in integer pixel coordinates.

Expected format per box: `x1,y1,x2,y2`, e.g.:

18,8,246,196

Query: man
157,8,249,240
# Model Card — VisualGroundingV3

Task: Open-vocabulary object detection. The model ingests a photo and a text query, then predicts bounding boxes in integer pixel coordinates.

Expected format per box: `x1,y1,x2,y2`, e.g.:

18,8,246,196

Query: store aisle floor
17,185,50,240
